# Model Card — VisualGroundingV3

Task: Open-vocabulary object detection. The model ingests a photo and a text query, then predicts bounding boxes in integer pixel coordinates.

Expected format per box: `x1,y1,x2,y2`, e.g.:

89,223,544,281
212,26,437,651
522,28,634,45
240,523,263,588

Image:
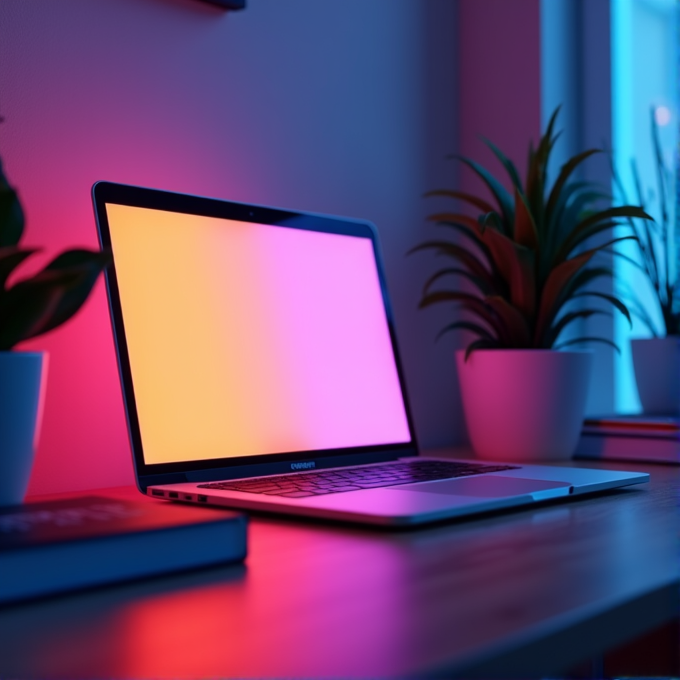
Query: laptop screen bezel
92,181,419,489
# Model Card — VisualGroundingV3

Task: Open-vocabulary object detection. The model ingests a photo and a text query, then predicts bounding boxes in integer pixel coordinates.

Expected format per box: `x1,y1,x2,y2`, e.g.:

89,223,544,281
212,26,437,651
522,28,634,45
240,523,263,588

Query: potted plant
0,159,110,505
611,110,680,415
410,109,651,461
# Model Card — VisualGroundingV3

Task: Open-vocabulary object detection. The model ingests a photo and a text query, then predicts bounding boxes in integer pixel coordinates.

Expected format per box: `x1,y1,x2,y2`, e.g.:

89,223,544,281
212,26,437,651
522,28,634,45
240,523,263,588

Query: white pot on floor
456,349,592,462
632,336,680,416
0,352,48,506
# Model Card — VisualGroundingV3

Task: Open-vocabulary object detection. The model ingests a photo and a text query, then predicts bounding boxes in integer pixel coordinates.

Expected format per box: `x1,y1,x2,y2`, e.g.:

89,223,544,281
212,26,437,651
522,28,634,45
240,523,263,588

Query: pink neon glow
107,205,410,464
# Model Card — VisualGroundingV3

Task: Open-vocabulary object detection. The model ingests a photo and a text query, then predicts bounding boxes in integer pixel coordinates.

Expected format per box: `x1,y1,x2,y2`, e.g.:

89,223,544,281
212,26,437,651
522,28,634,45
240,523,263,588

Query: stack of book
0,496,248,604
575,415,680,464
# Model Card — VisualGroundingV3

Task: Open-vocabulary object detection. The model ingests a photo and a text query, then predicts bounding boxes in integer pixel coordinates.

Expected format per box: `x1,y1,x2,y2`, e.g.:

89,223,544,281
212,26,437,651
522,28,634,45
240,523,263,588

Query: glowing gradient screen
106,204,411,465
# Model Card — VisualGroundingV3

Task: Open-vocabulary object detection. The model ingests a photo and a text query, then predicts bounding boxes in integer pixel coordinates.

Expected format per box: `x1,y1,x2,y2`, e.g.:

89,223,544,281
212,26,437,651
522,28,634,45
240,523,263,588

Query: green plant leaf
477,227,536,319
533,250,594,346
0,161,24,247
545,149,601,226
0,249,111,348
0,246,38,289
555,206,652,264
483,295,532,347
571,291,632,327
464,337,501,360
545,308,611,347
481,137,523,191
435,320,494,342
408,240,496,288
0,270,81,349
548,186,611,259
513,188,538,250
552,336,620,353
418,290,506,340
422,267,494,297
479,211,505,232
451,156,515,232
561,266,613,299
35,249,111,335
525,111,561,227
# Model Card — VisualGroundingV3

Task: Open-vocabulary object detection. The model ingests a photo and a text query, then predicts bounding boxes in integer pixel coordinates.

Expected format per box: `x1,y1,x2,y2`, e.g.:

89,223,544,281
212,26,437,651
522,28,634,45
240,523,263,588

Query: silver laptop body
93,182,648,527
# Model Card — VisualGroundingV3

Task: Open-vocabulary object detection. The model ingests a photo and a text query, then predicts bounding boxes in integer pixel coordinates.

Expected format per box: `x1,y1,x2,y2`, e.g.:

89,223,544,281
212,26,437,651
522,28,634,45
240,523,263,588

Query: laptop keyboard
197,460,519,498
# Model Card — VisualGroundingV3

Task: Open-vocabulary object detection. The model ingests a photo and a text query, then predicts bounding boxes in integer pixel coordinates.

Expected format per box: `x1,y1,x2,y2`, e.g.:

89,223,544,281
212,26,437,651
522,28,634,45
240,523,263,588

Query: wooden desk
0,457,678,678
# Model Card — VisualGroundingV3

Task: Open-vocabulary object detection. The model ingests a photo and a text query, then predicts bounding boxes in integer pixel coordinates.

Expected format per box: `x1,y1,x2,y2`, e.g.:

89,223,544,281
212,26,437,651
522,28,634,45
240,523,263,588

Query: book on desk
575,415,680,464
0,496,247,605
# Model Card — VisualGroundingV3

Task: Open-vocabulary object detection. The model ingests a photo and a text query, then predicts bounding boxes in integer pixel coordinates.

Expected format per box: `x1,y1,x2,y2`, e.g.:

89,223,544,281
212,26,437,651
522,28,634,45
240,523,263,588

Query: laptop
92,181,649,527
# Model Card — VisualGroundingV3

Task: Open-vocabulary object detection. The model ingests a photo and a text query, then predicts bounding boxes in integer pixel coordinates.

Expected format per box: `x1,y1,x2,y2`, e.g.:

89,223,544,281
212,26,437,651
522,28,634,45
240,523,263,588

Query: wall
0,0,463,493
458,0,542,194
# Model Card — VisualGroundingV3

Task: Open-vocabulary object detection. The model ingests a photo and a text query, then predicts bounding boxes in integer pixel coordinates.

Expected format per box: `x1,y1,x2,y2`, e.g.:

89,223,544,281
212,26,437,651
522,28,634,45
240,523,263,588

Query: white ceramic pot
631,336,680,416
456,349,592,462
0,352,48,505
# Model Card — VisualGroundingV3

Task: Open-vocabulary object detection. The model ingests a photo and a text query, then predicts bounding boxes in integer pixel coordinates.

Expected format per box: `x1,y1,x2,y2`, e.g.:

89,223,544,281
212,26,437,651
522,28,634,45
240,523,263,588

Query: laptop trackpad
399,475,572,499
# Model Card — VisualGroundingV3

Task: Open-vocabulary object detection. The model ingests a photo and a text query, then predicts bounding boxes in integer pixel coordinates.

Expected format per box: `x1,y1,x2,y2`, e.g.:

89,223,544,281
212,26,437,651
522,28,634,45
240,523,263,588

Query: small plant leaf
418,290,506,339
36,249,112,336
513,188,538,250
408,240,495,288
0,270,80,349
0,246,38,289
483,295,531,346
451,155,515,232
534,250,594,346
0,161,25,247
435,320,494,342
546,309,610,348
477,227,536,318
481,137,523,191
556,206,652,263
571,291,632,327
552,336,620,353
545,149,601,224
422,267,494,297
464,337,501,360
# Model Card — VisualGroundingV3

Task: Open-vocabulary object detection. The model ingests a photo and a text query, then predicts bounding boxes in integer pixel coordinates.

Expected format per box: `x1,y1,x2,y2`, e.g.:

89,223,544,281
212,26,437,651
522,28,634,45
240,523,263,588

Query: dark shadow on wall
392,0,466,450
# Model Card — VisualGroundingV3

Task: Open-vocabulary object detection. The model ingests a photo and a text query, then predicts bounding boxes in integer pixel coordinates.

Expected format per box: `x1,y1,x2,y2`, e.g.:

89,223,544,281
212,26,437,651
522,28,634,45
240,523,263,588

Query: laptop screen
104,200,411,467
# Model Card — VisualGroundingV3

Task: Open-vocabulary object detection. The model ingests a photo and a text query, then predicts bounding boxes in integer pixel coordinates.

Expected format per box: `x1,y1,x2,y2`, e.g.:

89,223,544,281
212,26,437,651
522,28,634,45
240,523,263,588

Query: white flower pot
456,349,592,462
0,352,48,506
631,336,680,416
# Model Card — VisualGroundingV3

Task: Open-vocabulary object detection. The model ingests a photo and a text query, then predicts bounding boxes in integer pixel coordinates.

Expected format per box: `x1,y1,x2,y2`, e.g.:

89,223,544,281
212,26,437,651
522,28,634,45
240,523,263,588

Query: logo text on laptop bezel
291,461,316,471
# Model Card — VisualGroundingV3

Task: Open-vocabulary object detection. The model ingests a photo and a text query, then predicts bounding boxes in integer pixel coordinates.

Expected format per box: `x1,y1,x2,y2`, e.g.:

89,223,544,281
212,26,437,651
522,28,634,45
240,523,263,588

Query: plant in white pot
0,159,110,505
410,109,652,461
611,110,680,415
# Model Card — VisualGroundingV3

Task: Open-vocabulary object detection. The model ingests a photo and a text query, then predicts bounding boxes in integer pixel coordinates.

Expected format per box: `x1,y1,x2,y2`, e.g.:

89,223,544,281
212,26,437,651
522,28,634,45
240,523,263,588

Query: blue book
0,496,247,604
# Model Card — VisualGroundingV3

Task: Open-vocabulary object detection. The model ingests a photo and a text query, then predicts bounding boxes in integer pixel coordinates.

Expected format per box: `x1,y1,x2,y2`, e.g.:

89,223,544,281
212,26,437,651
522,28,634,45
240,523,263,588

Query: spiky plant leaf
435,320,495,342
545,309,611,348
0,247,38,289
476,226,535,319
464,337,502,360
451,156,515,233
481,137,523,192
411,106,652,356
571,291,632,327
422,267,494,297
513,188,538,250
408,241,497,289
483,295,532,347
0,161,24,247
555,206,651,263
553,336,620,353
